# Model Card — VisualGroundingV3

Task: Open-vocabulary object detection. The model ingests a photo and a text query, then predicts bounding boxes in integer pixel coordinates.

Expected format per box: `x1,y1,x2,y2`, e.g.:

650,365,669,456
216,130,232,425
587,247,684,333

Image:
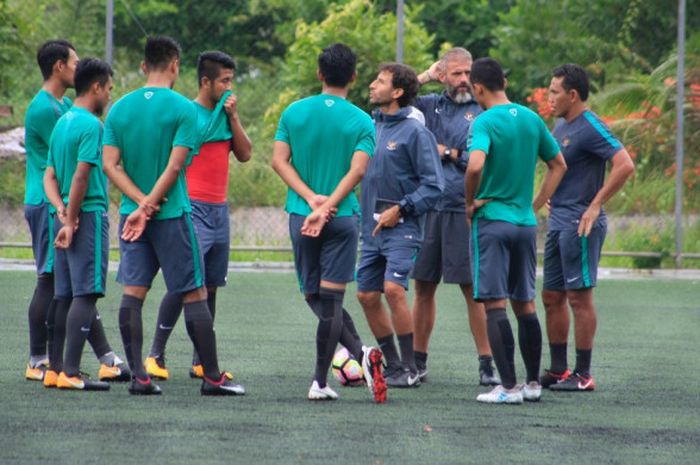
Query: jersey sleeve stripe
583,111,621,151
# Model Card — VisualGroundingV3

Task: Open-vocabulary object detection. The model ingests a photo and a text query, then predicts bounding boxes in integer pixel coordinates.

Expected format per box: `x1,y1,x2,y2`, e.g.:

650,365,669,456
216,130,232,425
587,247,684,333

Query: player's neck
144,72,176,89
195,93,214,110
321,84,348,99
42,78,68,100
483,92,510,109
72,96,98,116
563,103,587,123
378,101,401,115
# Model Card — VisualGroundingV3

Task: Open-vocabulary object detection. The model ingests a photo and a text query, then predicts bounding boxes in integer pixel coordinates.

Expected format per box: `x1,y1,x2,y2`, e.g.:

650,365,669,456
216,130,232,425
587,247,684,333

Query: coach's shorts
543,225,606,292
54,211,109,298
24,202,55,275
471,218,536,302
191,200,230,288
412,210,472,285
289,214,359,294
357,236,420,292
117,213,205,294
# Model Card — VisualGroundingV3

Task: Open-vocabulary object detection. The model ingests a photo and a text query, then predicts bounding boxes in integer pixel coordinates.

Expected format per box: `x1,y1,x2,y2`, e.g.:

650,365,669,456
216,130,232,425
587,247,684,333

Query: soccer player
24,40,128,385
465,58,567,404
411,47,498,385
357,63,444,388
43,58,115,391
144,50,251,381
103,36,244,396
541,64,634,391
271,43,386,402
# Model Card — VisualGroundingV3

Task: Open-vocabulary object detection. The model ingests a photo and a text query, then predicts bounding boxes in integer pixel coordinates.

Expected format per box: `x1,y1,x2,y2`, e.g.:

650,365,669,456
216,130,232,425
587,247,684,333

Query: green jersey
47,106,108,212
274,93,375,217
469,103,560,226
24,90,72,205
103,87,198,220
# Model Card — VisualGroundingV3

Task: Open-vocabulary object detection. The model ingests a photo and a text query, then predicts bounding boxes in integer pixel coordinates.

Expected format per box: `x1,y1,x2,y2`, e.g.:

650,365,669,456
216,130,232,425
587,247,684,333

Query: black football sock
305,295,363,361
549,343,568,374
119,294,147,379
574,349,592,377
397,333,417,372
149,291,183,358
415,351,428,368
313,288,344,387
377,334,401,368
63,295,98,377
48,297,71,373
183,300,220,380
28,274,53,357
486,308,516,389
87,311,112,360
45,298,57,367
517,313,542,384
192,291,218,366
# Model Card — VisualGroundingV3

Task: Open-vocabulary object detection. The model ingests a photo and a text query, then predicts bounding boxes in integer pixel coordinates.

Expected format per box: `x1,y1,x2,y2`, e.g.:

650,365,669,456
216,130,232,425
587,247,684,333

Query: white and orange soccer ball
331,347,364,386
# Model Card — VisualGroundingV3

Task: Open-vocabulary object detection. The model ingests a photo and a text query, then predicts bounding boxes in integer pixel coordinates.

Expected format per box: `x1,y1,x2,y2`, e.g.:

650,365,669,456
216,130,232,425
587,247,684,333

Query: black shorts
412,210,472,285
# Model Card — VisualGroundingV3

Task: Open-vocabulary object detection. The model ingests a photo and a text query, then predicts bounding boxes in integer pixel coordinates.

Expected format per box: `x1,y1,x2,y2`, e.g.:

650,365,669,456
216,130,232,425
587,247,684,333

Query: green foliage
608,224,673,269
0,158,25,205
264,0,434,134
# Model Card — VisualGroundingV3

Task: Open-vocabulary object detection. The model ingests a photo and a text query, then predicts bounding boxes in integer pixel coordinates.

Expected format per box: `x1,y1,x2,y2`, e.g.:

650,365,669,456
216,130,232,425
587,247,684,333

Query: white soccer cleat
476,385,523,404
308,381,339,401
519,381,542,402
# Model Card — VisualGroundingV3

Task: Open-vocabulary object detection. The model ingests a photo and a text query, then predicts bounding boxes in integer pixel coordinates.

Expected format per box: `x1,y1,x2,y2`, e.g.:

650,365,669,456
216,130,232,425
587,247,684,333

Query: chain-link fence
0,0,698,265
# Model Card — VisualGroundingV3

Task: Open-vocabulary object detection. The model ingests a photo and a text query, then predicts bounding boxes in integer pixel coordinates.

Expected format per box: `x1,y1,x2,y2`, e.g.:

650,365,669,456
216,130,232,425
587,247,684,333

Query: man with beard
357,63,443,388
410,48,497,385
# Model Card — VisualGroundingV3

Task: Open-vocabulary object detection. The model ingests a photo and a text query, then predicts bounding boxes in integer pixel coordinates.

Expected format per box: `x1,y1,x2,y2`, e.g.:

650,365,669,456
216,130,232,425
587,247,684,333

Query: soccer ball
331,347,364,386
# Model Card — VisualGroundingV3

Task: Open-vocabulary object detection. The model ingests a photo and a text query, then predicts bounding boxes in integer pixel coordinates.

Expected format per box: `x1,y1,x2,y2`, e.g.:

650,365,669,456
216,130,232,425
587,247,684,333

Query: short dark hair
144,36,181,71
318,43,357,88
552,63,590,101
378,63,420,107
74,58,113,96
197,51,236,87
37,40,76,80
470,57,506,92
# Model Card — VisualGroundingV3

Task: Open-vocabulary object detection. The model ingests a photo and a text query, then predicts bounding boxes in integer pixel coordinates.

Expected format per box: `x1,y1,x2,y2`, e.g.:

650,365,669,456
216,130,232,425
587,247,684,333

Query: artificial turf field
0,270,698,465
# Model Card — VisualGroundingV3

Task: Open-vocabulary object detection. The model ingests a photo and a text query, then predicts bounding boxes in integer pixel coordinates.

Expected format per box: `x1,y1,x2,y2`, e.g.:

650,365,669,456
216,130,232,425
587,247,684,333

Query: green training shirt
47,106,108,212
468,103,560,226
103,87,197,220
274,93,375,217
24,90,72,205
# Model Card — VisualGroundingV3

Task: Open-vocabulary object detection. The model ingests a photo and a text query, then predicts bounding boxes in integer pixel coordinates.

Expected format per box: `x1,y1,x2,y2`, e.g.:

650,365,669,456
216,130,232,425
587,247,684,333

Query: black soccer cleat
201,373,246,396
128,376,162,395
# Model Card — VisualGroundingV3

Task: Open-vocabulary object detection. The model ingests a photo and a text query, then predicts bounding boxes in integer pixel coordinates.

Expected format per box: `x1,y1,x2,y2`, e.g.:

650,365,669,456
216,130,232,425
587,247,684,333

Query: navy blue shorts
54,211,109,298
412,210,473,285
117,213,205,294
24,202,55,275
543,225,606,291
289,214,359,294
191,200,230,288
471,218,537,302
357,235,420,292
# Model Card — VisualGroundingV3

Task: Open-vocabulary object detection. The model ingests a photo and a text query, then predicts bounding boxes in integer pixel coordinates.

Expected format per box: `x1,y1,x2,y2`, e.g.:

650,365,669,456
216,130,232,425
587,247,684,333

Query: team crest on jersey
144,91,154,100
465,112,475,121
562,137,571,147
325,99,335,107
386,141,398,151
509,108,518,117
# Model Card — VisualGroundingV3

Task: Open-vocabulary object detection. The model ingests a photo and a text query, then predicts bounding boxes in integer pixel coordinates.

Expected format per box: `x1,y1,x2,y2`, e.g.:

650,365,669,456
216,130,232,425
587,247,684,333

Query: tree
263,0,434,133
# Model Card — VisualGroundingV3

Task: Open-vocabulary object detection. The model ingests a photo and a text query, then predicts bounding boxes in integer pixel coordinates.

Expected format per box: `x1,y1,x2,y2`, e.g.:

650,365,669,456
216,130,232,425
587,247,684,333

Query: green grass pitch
1,271,698,465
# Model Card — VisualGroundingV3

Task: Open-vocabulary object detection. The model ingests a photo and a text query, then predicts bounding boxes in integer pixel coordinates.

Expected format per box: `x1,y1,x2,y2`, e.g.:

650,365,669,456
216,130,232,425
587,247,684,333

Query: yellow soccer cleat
98,362,132,382
43,369,59,388
189,364,233,380
25,359,49,381
145,356,169,380
56,372,110,391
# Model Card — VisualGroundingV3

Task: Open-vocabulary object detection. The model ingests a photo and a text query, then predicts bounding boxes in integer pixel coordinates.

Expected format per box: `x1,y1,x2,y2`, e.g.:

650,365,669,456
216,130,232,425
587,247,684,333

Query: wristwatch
443,148,452,161
398,201,410,218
